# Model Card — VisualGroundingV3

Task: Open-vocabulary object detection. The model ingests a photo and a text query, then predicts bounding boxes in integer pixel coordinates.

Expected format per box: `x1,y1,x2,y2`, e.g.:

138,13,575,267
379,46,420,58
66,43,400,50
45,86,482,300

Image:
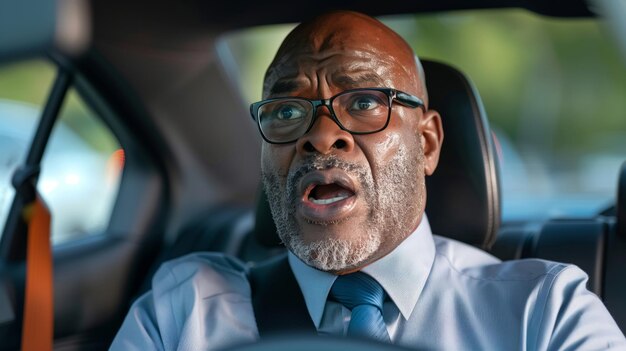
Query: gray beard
262,142,425,272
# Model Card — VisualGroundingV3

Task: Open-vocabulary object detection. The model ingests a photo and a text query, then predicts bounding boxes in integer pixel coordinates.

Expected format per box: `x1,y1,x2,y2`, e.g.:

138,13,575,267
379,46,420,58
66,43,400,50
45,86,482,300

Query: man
111,11,625,350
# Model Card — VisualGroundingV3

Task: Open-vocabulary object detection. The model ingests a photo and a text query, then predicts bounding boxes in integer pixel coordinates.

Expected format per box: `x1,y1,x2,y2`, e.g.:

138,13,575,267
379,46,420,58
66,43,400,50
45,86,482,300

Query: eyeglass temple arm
395,91,425,109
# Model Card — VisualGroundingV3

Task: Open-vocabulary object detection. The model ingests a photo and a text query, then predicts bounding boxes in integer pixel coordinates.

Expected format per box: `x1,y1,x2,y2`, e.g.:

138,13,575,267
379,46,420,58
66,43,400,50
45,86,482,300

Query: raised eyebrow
269,80,304,96
334,73,385,89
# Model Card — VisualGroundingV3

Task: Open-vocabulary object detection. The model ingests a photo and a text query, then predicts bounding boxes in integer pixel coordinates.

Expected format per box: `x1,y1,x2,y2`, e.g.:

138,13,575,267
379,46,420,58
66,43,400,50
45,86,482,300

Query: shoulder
111,253,259,350
433,234,576,282
152,252,251,299
431,237,625,348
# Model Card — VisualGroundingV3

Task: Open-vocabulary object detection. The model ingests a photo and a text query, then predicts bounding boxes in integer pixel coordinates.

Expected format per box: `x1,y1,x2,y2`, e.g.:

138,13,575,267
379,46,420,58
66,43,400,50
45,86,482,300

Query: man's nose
296,106,355,155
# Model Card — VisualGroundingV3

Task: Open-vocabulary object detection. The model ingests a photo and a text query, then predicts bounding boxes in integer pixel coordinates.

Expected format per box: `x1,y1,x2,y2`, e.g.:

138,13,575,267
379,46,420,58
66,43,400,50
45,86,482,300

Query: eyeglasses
250,87,425,144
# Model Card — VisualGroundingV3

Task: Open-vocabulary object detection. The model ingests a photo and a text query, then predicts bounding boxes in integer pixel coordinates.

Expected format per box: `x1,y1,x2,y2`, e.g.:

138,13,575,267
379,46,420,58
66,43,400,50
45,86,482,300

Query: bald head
263,11,428,104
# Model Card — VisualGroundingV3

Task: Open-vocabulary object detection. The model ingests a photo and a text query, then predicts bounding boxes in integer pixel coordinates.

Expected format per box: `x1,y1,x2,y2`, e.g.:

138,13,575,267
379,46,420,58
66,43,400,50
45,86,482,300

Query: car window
220,9,626,221
41,88,123,244
0,61,123,244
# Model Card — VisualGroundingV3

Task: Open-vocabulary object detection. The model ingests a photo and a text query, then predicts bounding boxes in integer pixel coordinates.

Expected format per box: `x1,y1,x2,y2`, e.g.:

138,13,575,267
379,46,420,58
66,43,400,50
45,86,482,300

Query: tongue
311,183,353,200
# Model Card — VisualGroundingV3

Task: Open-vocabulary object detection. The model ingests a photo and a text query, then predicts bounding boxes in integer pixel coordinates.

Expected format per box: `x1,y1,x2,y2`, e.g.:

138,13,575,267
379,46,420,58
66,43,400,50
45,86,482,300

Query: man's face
260,13,442,274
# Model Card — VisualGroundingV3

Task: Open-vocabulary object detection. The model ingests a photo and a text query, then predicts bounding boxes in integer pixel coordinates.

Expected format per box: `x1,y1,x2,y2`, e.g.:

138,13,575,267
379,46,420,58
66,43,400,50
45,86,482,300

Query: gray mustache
286,155,364,192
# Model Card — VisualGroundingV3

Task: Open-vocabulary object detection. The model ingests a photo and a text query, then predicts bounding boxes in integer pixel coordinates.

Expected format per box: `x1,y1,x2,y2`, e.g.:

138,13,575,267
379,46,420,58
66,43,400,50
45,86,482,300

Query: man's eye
274,104,306,120
349,95,380,112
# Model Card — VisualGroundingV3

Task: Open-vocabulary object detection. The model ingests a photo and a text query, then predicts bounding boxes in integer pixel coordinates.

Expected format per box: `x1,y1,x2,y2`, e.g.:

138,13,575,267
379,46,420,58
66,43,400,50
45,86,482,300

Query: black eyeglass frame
250,87,425,144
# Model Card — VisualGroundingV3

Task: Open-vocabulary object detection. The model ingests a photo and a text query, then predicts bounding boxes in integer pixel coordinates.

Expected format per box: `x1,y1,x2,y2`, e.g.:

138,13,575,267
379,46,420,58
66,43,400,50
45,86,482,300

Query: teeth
310,194,349,205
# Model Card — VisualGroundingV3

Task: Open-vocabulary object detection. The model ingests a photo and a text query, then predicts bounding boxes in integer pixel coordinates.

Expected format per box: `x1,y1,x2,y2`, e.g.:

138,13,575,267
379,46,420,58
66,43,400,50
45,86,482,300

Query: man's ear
419,109,444,176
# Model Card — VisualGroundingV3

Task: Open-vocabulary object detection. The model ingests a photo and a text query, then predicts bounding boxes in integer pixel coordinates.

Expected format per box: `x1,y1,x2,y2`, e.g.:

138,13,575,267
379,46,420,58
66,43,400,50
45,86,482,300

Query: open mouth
297,170,360,223
305,183,355,205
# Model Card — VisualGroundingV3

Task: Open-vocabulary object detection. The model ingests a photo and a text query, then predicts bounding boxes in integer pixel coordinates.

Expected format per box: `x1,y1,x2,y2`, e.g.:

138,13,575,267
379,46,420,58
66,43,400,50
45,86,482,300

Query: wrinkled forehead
263,12,423,99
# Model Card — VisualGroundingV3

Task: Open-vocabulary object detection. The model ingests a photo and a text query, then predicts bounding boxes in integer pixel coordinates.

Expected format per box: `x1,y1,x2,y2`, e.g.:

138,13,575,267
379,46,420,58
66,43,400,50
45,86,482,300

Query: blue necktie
330,272,391,343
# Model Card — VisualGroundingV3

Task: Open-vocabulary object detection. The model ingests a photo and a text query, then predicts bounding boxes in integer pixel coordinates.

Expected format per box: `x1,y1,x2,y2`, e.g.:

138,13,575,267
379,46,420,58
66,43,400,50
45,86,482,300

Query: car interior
0,0,624,350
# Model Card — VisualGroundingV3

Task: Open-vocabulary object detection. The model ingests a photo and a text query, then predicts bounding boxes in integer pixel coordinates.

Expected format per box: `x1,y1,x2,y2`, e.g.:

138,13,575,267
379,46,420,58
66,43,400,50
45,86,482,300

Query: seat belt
21,195,53,351
249,253,316,337
7,68,70,351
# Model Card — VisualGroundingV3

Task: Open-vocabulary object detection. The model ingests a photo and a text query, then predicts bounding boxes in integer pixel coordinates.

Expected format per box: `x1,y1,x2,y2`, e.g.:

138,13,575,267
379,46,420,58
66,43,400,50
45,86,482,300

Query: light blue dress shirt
110,216,626,350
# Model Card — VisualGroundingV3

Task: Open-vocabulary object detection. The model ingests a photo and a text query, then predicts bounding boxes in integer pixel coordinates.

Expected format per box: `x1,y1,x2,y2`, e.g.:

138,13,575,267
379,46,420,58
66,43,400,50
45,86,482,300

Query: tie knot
330,272,385,311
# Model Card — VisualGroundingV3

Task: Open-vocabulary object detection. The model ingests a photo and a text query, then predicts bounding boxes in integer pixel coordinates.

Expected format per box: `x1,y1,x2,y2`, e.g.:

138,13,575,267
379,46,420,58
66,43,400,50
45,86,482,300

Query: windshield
222,9,626,221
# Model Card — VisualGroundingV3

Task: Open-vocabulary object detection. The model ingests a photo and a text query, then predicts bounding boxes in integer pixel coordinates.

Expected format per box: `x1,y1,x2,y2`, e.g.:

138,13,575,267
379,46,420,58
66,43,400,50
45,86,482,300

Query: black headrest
255,59,500,249
422,60,500,249
618,161,626,239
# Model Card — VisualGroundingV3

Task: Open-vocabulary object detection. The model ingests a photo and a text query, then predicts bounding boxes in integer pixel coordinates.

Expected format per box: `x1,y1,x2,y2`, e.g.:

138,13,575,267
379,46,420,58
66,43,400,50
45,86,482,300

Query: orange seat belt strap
21,195,53,351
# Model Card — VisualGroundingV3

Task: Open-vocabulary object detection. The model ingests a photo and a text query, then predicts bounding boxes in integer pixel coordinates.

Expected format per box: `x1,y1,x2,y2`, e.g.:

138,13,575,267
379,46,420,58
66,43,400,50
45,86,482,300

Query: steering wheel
228,335,415,351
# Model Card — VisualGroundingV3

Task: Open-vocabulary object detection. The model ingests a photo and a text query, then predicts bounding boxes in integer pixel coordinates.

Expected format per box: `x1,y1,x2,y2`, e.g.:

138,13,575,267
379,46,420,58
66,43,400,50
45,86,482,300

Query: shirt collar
288,214,436,328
